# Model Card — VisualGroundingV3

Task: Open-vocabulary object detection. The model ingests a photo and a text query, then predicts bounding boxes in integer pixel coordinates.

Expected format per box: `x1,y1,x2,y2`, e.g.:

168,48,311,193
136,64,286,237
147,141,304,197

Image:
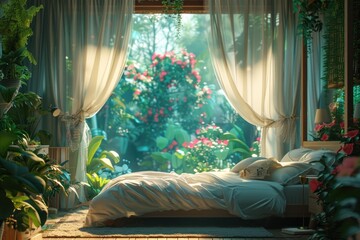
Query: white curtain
207,0,302,159
28,0,133,202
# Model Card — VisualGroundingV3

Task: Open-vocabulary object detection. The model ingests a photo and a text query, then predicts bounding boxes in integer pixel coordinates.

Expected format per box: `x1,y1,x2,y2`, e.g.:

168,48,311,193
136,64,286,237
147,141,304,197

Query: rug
42,207,274,238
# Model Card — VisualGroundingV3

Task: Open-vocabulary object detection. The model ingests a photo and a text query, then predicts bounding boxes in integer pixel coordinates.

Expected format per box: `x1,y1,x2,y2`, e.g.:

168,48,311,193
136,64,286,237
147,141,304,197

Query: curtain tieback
263,115,298,143
60,111,85,151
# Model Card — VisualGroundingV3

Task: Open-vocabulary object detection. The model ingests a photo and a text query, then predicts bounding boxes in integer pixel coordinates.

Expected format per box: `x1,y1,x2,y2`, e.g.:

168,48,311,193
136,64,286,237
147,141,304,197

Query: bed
84,148,336,227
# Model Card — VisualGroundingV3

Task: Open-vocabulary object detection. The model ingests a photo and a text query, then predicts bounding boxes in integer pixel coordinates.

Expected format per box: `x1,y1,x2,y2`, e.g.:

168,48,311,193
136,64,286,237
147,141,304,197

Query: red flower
309,179,322,193
344,130,359,139
324,121,335,128
321,133,329,141
343,143,354,155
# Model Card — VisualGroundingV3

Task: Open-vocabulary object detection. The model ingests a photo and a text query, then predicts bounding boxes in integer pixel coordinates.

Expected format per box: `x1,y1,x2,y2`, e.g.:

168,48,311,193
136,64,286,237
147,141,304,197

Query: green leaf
0,131,17,157
0,84,17,102
165,125,177,139
88,136,104,165
171,154,183,169
15,174,46,194
100,150,120,164
150,152,172,162
230,148,252,158
0,188,14,220
175,129,190,144
156,136,169,150
214,148,230,160
87,157,114,173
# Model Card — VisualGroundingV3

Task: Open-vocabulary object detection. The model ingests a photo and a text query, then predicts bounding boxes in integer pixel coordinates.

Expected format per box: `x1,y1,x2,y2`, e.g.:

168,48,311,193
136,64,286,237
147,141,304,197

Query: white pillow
280,148,313,162
299,149,337,171
231,157,266,173
239,158,282,180
269,162,314,185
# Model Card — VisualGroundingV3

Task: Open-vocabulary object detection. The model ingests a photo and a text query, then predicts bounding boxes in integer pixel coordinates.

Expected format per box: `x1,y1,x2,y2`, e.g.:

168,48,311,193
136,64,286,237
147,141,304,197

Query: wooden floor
43,237,308,240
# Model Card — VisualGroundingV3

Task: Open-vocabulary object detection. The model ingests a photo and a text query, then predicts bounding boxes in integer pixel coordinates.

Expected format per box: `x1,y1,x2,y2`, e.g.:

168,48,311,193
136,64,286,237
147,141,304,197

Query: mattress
284,184,309,205
84,171,287,227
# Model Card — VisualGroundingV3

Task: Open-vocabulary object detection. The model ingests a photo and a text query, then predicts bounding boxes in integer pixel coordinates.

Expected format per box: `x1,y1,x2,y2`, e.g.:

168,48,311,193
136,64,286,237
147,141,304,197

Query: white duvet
85,171,286,227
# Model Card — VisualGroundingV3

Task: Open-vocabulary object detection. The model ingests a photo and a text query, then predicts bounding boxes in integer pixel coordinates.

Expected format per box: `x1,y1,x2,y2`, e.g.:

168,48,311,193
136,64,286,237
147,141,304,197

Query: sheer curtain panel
28,0,133,203
207,0,302,159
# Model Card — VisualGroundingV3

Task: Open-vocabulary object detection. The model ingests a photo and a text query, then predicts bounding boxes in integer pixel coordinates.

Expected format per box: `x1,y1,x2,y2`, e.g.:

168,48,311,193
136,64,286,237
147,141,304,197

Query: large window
87,14,259,177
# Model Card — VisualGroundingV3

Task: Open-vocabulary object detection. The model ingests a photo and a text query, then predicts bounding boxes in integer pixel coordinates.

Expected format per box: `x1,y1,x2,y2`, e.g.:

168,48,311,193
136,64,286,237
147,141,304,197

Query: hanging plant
161,0,184,38
292,0,330,47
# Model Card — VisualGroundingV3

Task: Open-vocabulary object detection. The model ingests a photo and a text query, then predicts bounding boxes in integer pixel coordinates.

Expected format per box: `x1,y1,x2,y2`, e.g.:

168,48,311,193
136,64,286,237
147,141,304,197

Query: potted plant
0,0,43,117
5,91,52,147
0,131,48,239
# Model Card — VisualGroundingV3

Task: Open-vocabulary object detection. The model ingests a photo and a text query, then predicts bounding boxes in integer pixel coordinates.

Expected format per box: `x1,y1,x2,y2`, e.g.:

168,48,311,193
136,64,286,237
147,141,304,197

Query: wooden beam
135,0,206,13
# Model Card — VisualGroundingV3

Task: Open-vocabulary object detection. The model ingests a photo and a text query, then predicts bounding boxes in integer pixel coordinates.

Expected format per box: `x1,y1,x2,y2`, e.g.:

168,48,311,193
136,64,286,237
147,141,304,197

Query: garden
85,14,260,184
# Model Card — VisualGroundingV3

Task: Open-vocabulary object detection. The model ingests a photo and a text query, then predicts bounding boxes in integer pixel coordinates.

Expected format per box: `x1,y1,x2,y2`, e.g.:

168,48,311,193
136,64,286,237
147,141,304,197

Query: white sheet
84,171,286,227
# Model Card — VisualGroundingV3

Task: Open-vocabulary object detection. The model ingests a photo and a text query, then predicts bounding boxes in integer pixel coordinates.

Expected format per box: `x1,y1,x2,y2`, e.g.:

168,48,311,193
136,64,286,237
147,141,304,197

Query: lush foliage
0,134,48,232
0,0,43,118
86,135,121,199
181,124,231,172
292,0,330,45
309,129,360,239
118,50,212,150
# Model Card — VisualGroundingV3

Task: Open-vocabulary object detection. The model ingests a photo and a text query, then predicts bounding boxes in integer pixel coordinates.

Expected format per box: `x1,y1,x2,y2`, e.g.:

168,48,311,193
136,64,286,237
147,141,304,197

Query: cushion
269,162,315,185
299,149,337,171
230,157,266,173
280,148,313,162
239,158,282,180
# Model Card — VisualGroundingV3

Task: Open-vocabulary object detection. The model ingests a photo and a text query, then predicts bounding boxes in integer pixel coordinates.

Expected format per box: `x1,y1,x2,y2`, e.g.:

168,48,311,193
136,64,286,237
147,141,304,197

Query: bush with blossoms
309,128,360,240
313,120,344,141
124,50,213,149
180,124,251,173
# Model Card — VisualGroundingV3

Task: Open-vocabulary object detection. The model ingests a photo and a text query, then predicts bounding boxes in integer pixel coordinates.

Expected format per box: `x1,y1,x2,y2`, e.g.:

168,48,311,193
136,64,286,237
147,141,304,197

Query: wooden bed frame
139,204,309,218
104,204,310,227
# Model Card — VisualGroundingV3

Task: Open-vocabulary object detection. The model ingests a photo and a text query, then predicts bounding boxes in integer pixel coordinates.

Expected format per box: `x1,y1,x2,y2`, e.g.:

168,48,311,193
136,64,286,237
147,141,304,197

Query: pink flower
314,124,324,132
321,133,329,141
196,129,201,134
134,89,141,95
160,71,167,81
159,108,164,115
336,156,360,177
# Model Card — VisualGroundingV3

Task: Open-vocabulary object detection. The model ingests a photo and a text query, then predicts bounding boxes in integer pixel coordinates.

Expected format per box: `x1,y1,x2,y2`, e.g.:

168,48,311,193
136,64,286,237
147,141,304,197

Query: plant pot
1,220,41,240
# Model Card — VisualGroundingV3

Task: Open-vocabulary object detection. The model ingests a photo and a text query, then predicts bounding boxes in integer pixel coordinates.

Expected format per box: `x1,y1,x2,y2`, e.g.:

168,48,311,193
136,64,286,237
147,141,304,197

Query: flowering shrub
309,128,360,240
182,124,230,172
338,129,360,156
124,50,212,148
313,120,344,141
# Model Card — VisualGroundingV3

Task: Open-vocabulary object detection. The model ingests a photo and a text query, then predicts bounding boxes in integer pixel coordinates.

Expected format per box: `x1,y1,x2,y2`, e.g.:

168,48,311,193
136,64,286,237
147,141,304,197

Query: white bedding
85,171,286,227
